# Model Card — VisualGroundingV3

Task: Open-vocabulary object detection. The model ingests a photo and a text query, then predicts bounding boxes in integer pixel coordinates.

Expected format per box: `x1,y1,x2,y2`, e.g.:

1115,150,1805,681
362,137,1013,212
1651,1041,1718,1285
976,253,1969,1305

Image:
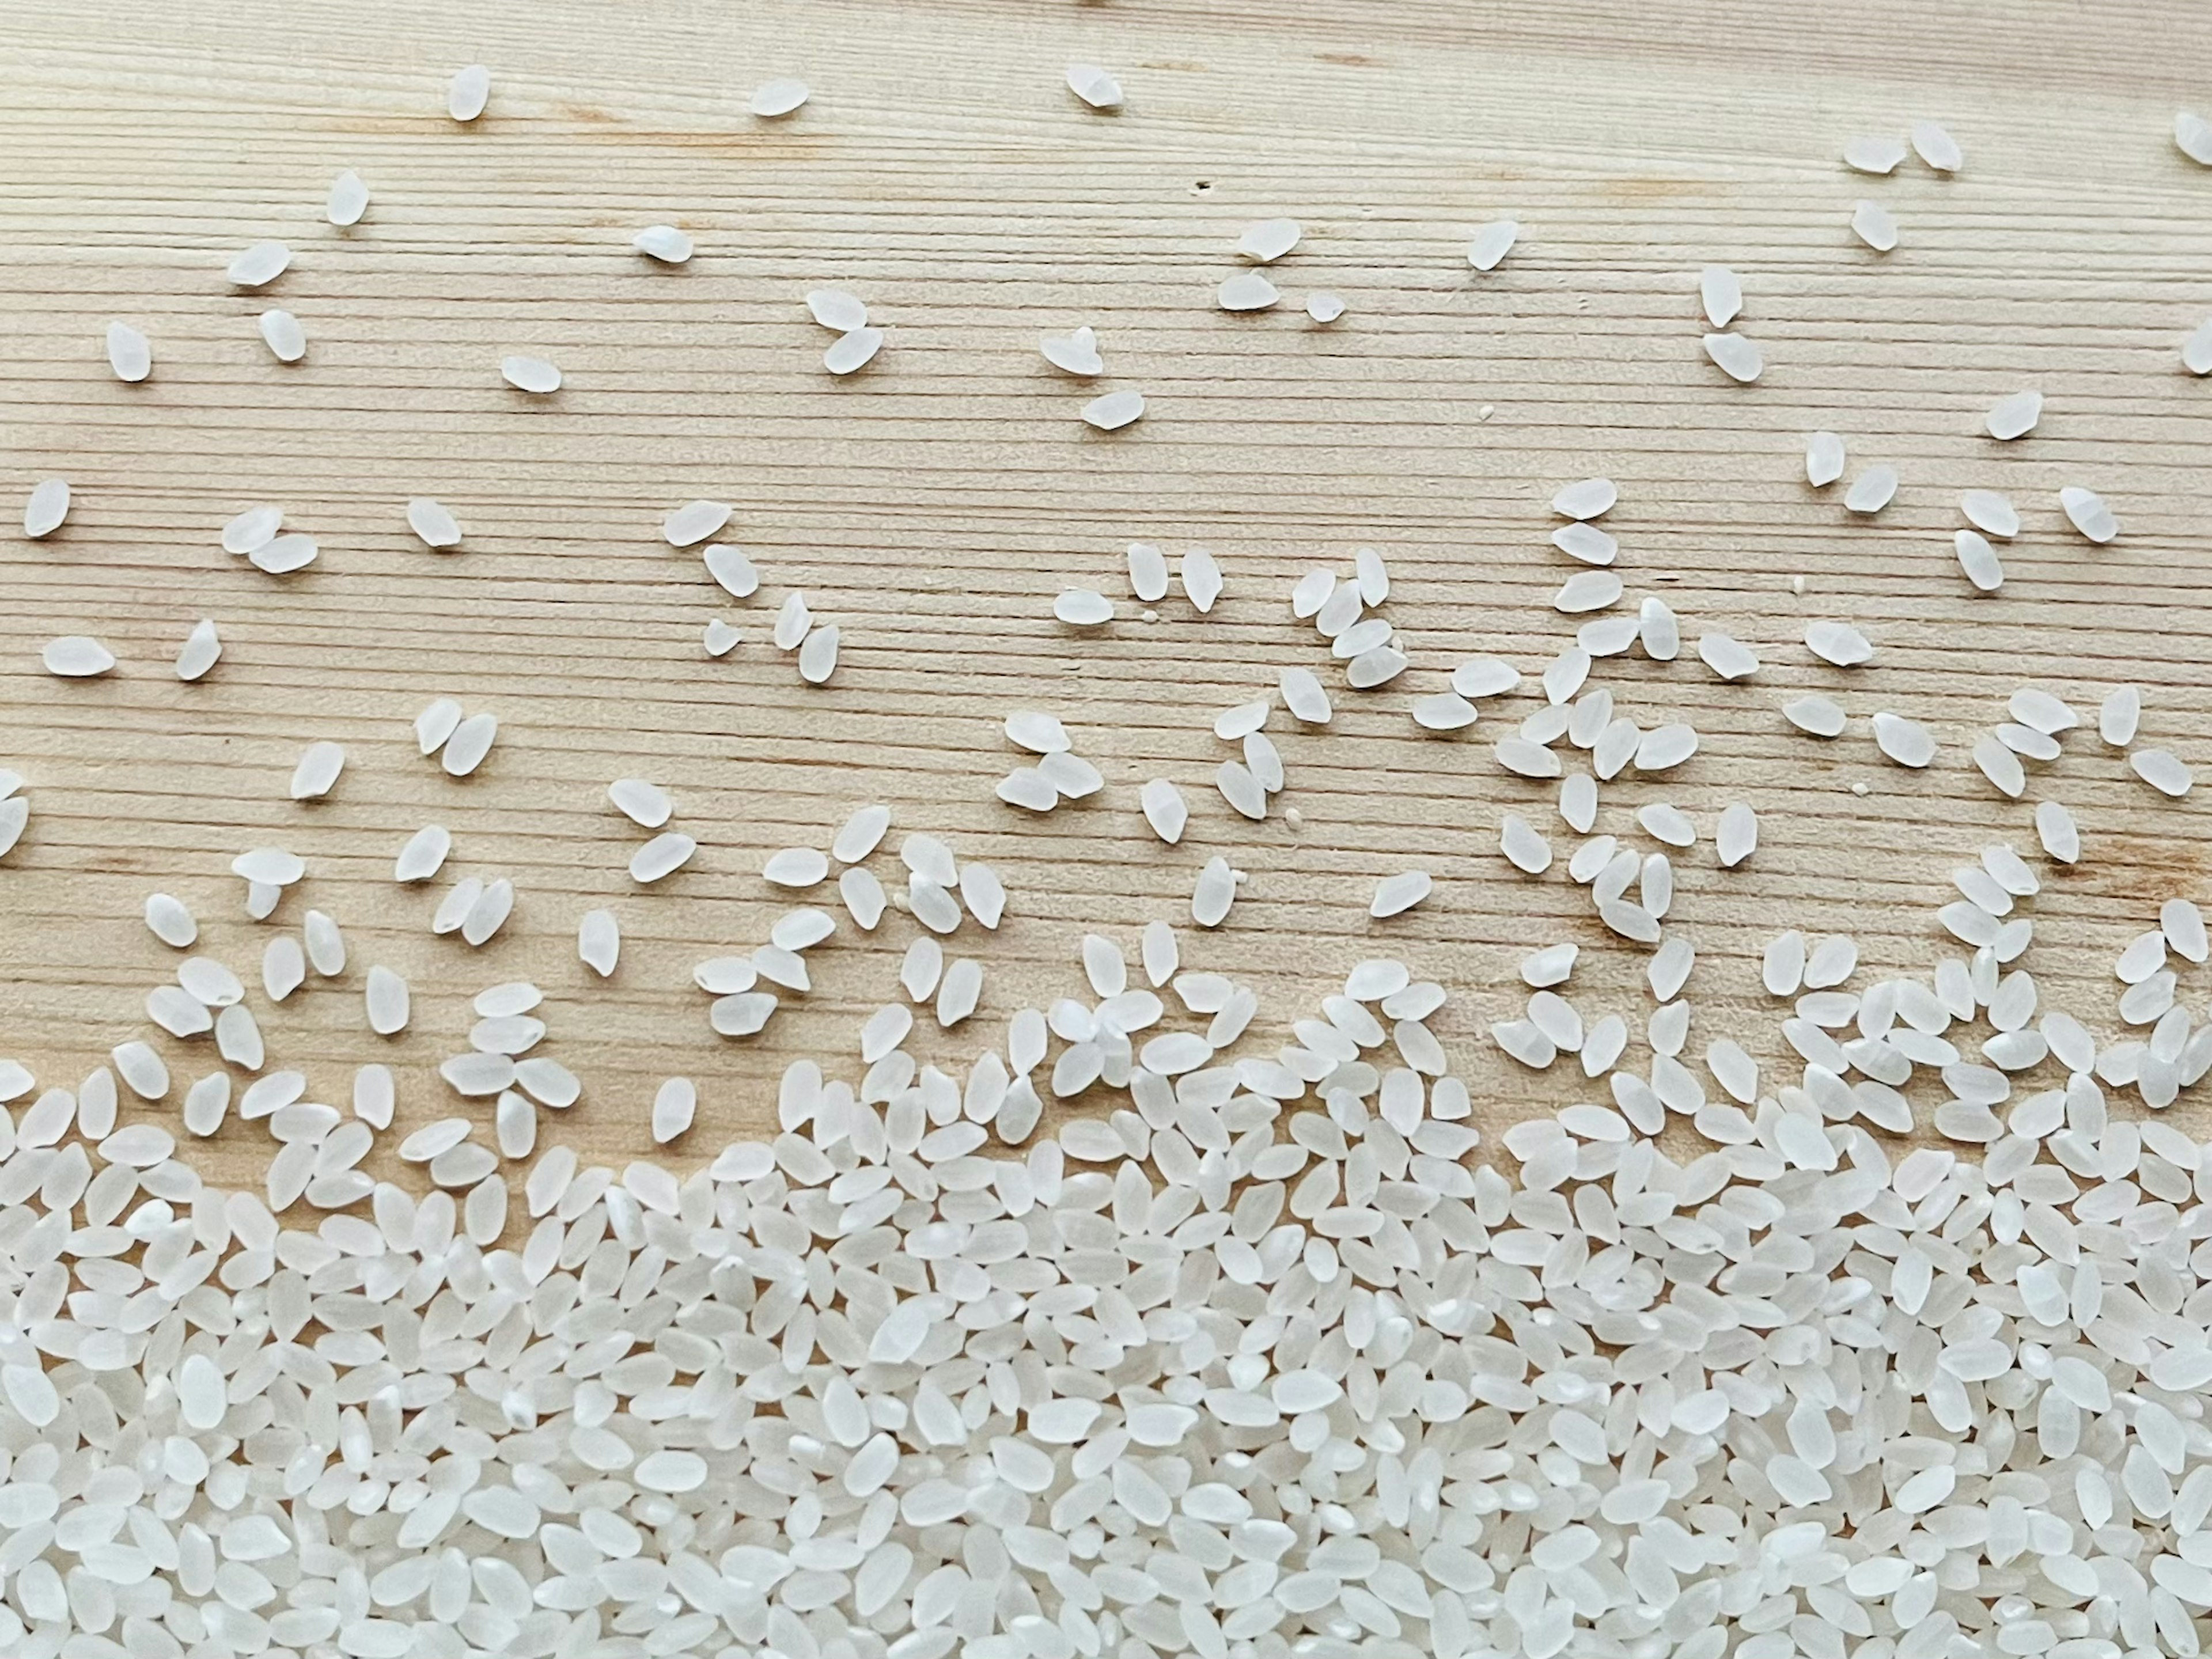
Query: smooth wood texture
5,0,2212,1192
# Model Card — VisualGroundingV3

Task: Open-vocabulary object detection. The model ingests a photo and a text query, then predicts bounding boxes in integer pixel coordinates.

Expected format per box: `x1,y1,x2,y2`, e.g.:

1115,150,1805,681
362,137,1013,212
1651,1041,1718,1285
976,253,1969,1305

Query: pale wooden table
5,0,2212,1192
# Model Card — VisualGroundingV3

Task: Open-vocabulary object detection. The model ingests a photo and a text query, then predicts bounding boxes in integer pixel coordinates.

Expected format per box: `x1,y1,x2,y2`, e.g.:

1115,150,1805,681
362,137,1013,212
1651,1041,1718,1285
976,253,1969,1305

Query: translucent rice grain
1552,521,1615,565
1634,724,1698,772
1961,490,2018,537
2102,685,2141,747
1217,272,1280,312
1371,870,1431,918
1872,711,1937,768
1181,547,1223,611
262,935,305,1001
999,768,1056,812
249,532,317,574
1843,466,1897,514
1702,332,1762,382
289,741,345,801
394,824,452,882
1763,931,1807,997
633,224,694,263
1850,199,1899,252
1806,620,1874,666
579,909,620,976
1414,692,1478,731
630,832,697,882
1081,391,1145,430
1698,634,1759,681
1955,530,2003,592
1141,778,1188,843
145,892,197,948
1710,802,1755,868
1806,430,1846,486
448,63,490,120
327,169,369,226
1455,657,1521,699
107,322,151,382
1912,120,1962,172
25,478,70,538
415,697,463,754
1785,695,1847,738
43,636,115,677
2035,800,2080,863
764,847,831,888
749,78,809,116
304,910,345,975
1699,264,1741,327
2060,485,2117,544
1043,327,1104,376
652,1078,697,1143
1986,389,2043,441
824,328,883,375
1843,135,1907,174
1237,218,1301,262
1974,735,2026,798
1468,218,1518,271
258,309,305,362
2134,749,2194,797
1192,857,1236,927
1066,62,1124,109
1054,589,1112,626
441,713,498,776
500,355,561,394
1551,477,1616,520
2187,319,2212,376
1281,666,1332,724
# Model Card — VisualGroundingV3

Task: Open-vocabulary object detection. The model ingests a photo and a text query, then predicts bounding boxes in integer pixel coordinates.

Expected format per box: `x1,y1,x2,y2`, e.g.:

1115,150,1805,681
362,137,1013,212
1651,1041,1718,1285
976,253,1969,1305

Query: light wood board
5,0,2212,1193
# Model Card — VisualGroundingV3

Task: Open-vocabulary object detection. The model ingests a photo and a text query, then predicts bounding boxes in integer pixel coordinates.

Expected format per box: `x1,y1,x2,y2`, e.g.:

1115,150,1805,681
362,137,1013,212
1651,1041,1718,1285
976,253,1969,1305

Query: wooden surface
6,0,2212,1191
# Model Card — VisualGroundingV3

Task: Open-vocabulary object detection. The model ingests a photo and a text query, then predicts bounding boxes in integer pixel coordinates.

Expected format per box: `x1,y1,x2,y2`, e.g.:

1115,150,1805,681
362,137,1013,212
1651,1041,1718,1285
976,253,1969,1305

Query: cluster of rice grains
9,52,2212,1659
